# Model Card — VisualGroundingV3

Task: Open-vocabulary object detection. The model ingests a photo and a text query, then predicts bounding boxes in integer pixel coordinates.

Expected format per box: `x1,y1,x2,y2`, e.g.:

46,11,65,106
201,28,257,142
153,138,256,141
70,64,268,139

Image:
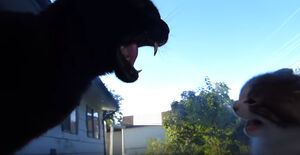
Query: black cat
0,0,169,154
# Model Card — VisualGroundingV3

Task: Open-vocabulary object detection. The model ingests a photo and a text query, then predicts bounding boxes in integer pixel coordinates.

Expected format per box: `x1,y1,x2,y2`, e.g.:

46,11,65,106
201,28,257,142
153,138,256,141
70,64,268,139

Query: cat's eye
245,98,256,105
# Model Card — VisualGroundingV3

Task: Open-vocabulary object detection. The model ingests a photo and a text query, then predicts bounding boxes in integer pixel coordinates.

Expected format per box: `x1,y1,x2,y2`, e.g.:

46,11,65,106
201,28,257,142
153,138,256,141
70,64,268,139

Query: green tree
103,90,123,125
146,78,249,155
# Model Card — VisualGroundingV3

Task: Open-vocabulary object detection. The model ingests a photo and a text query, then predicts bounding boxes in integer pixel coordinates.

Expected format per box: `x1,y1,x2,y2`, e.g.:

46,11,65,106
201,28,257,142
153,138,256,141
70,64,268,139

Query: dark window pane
70,110,77,134
61,115,71,132
94,116,100,139
87,117,93,137
87,107,93,116
61,109,77,134
86,106,100,139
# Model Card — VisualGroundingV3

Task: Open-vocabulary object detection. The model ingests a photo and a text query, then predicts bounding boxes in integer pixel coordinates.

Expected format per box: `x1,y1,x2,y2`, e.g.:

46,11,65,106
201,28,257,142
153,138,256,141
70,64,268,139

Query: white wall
113,130,123,155
16,103,105,155
107,126,165,155
124,126,165,155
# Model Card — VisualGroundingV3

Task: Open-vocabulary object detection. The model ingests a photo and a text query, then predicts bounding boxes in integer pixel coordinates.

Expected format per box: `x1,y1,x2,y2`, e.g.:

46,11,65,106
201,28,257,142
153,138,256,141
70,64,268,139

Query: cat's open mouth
245,119,264,135
114,20,169,83
120,42,158,65
115,42,161,83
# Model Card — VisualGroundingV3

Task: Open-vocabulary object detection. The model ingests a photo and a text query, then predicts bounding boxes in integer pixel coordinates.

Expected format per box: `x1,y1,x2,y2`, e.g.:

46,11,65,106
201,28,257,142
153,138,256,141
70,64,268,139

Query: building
107,116,166,155
16,77,118,155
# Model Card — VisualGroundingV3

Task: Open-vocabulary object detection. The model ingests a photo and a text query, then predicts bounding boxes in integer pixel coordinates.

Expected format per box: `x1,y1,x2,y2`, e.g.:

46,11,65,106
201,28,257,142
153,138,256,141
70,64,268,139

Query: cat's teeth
154,42,158,56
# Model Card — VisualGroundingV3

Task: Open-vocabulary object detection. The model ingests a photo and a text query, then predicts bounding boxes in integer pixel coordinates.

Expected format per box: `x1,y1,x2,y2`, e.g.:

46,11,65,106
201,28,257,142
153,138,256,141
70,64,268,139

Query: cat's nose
233,101,239,112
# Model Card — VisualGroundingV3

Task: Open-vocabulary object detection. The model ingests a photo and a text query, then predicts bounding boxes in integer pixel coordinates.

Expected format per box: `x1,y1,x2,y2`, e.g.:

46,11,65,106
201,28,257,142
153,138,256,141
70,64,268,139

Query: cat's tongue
245,119,262,133
126,44,138,65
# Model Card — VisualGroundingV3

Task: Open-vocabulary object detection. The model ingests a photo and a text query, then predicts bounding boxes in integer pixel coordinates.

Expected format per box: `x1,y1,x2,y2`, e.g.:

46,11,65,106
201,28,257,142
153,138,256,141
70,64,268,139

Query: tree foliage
146,78,249,155
103,91,123,125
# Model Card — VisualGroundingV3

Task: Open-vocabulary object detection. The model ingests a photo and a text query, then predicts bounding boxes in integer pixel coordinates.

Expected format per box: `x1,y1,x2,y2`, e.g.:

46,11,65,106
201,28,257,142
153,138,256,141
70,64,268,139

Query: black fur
0,0,169,154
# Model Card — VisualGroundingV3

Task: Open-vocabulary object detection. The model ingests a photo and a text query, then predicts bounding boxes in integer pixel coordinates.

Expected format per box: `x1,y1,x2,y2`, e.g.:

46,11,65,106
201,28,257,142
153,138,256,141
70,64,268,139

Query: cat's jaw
251,127,300,155
243,116,281,137
243,119,264,137
234,99,281,137
233,91,276,137
233,95,266,137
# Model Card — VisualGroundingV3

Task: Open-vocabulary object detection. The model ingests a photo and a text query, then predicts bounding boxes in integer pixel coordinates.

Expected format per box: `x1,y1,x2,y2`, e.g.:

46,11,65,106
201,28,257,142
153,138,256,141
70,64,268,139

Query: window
61,109,78,134
86,106,100,139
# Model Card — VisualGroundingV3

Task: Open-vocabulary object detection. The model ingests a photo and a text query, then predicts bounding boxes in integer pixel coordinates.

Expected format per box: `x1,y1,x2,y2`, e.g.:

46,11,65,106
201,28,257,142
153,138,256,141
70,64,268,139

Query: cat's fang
154,42,158,56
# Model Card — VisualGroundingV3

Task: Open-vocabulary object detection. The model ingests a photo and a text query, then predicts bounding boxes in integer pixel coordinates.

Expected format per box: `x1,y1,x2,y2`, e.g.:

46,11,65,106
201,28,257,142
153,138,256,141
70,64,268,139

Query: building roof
81,77,118,112
107,125,163,132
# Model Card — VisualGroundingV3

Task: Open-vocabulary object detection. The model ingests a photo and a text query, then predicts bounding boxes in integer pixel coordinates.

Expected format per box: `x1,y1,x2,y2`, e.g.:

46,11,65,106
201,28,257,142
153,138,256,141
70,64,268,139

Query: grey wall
16,103,105,155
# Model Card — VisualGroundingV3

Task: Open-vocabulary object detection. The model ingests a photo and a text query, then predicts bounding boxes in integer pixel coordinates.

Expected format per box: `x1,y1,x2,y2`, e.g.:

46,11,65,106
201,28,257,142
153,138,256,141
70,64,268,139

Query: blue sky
102,0,300,125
